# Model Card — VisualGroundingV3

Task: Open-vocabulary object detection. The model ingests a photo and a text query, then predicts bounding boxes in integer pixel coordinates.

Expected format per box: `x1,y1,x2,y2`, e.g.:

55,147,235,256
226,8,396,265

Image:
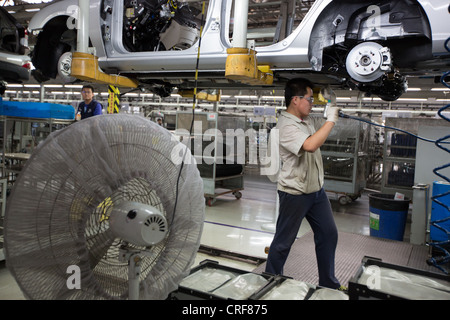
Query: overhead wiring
172,1,206,225
338,112,450,145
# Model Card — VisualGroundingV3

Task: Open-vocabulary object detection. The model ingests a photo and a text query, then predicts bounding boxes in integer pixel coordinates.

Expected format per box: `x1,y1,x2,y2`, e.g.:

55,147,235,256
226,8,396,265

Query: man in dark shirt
77,85,102,119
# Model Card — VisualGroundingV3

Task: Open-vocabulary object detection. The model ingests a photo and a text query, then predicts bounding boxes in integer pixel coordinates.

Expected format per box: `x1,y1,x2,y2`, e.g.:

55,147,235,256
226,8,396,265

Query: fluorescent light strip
363,97,382,101
336,97,352,100
236,95,258,99
261,96,284,100
397,98,427,101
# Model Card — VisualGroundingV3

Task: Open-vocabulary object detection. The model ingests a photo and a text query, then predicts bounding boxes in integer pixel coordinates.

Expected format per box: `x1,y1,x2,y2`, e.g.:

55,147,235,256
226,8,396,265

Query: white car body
0,50,30,95
0,49,31,64
28,0,450,100
0,7,31,87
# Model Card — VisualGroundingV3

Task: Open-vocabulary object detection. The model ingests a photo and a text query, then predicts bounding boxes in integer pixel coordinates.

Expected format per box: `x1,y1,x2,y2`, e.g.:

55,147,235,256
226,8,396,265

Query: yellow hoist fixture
313,87,328,105
70,52,139,88
179,89,221,102
225,48,273,86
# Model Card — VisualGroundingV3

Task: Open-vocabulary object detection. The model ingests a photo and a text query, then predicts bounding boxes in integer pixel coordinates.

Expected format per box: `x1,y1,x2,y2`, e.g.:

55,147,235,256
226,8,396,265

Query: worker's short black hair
81,84,95,93
285,78,314,107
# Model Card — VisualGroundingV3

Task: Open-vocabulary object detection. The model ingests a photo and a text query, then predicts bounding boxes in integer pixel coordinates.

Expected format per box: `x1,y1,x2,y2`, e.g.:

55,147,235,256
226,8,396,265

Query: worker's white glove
325,105,340,124
320,86,337,104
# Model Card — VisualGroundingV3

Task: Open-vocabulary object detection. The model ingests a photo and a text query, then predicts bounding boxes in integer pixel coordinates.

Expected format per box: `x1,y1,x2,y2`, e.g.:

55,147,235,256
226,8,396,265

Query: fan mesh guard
4,114,205,300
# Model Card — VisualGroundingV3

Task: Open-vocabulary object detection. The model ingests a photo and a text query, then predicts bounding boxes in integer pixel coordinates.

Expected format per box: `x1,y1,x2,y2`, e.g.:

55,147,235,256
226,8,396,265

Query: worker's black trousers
265,188,340,289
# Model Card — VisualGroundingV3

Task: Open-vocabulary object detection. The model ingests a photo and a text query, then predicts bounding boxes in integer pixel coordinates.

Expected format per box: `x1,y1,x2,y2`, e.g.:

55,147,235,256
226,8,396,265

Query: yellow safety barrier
108,85,120,114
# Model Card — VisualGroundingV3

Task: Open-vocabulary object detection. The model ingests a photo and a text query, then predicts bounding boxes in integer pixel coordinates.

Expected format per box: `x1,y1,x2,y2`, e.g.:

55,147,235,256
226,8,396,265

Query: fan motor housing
109,201,168,247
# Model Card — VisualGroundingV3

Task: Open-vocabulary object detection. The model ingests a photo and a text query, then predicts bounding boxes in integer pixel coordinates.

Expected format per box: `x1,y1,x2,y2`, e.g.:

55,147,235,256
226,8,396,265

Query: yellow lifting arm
71,52,139,88
225,48,273,86
178,89,221,102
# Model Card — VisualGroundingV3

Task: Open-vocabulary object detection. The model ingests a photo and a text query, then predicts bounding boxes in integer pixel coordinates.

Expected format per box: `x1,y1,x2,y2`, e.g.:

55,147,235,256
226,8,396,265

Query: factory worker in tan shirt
265,78,346,291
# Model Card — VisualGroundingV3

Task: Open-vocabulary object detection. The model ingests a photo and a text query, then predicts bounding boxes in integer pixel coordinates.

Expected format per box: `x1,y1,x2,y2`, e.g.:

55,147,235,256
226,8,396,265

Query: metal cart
320,115,371,205
381,117,450,200
175,111,245,206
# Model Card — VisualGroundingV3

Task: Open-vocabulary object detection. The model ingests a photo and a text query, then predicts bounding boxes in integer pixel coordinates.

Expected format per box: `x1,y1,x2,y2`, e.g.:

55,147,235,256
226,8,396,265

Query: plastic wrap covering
308,288,349,300
212,273,269,300
357,266,450,300
179,267,240,292
260,279,311,300
179,269,269,300
4,114,205,300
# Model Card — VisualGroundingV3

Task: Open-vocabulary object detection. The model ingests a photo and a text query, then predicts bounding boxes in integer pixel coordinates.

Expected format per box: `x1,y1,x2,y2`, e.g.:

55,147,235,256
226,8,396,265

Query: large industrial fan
4,114,205,299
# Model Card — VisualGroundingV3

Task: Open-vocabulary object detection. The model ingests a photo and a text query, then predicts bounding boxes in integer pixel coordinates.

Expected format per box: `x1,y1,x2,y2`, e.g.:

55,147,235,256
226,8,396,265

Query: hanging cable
338,112,450,145
172,1,206,224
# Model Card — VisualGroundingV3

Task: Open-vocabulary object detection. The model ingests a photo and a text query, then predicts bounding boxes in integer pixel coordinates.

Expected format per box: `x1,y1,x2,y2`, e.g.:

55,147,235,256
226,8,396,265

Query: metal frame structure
321,115,370,204
175,111,244,206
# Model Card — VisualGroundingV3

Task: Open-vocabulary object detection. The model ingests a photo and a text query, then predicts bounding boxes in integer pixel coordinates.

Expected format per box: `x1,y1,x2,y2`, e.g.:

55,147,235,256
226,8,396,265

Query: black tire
31,16,75,80
0,81,6,95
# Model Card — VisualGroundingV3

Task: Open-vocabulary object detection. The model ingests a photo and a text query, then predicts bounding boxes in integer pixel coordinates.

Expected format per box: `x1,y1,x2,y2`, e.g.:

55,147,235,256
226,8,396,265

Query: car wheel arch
308,0,433,75
32,15,89,81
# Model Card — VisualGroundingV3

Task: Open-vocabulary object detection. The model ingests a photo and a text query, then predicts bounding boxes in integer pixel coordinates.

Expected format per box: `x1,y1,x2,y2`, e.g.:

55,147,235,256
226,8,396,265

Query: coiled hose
427,37,450,274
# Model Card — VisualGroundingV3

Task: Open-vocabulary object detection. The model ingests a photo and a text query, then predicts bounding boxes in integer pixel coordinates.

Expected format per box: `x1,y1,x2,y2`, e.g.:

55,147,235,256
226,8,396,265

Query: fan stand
110,201,170,300
119,245,153,300
116,240,167,300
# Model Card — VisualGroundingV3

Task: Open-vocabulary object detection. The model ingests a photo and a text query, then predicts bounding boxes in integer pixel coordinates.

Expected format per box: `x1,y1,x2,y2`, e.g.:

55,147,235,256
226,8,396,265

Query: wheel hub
346,42,392,82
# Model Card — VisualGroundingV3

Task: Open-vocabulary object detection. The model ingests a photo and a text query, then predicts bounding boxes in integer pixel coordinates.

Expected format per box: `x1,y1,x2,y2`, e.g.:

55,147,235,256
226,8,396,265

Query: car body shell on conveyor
27,0,450,100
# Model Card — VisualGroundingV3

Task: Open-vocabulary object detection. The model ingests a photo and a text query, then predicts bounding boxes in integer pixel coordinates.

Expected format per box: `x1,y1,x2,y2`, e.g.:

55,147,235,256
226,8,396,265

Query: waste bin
368,193,410,241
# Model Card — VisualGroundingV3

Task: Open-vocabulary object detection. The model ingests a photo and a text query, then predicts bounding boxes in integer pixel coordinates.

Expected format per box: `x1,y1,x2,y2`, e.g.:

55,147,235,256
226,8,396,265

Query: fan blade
86,228,116,268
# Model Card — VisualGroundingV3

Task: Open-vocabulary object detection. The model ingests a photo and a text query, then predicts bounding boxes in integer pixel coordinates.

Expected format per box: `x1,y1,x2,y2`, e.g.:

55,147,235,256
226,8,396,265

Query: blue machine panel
0,97,75,120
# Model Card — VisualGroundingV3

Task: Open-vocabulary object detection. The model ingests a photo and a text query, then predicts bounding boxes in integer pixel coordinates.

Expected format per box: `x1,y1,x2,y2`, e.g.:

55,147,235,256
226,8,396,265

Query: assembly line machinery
0,116,74,185
381,117,450,200
0,98,75,262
